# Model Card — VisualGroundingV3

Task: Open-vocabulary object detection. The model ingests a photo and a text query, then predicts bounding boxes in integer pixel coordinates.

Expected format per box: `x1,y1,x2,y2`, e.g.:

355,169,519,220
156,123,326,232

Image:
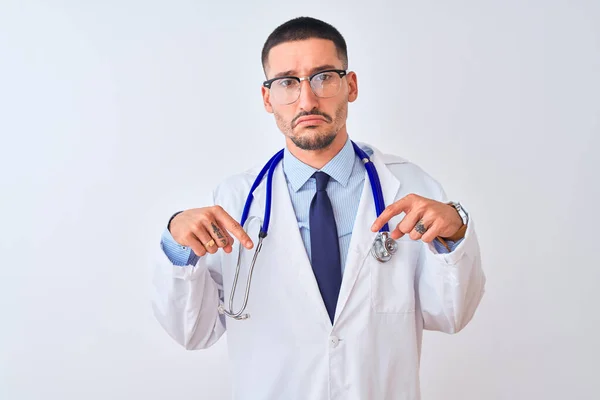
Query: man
153,16,485,400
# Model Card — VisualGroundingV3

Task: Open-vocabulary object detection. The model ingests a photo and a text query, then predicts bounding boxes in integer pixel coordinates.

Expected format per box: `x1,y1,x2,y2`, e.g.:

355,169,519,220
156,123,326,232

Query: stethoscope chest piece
371,231,398,263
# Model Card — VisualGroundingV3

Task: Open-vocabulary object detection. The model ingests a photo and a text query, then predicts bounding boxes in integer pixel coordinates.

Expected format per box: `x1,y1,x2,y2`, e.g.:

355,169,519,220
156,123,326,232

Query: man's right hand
169,206,254,257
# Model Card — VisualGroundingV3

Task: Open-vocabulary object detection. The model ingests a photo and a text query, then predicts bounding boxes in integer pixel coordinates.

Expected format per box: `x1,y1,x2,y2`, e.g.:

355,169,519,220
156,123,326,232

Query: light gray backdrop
1,0,599,399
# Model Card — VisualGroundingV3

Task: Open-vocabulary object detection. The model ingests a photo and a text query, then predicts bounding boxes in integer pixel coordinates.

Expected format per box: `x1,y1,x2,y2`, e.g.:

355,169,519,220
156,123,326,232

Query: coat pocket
370,240,420,313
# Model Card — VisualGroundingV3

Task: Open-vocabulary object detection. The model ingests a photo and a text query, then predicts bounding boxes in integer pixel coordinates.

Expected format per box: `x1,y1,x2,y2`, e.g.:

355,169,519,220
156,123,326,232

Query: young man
153,16,485,400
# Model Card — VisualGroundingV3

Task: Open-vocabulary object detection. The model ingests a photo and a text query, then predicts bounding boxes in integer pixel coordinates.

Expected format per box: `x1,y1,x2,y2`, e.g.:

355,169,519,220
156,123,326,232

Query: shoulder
213,165,260,201
356,141,445,199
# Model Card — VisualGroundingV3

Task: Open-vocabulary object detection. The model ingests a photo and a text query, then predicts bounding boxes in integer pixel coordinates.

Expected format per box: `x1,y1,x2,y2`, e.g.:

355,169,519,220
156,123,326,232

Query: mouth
295,116,327,127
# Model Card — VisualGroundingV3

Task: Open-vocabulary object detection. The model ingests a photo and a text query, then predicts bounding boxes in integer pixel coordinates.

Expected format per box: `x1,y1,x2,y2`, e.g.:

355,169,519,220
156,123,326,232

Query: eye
314,72,334,82
276,78,297,88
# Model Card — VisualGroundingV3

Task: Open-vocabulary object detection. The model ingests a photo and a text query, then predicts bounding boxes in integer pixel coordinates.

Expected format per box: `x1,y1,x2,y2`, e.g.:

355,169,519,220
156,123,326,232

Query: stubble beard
275,102,347,151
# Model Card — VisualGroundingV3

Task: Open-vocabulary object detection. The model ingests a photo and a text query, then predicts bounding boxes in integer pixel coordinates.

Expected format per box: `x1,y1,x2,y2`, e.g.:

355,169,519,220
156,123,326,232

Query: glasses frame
263,69,348,104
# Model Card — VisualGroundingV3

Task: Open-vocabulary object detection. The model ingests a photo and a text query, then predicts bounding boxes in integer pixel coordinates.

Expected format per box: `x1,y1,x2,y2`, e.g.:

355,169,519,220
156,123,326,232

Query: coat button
329,336,339,348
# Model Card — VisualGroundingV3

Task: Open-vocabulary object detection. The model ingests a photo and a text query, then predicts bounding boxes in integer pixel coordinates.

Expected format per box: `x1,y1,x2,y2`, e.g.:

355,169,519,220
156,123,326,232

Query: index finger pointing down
215,208,254,249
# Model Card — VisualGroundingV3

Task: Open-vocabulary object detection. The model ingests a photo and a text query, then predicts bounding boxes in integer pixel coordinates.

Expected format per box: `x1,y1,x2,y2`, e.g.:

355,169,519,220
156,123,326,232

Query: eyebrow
273,64,339,79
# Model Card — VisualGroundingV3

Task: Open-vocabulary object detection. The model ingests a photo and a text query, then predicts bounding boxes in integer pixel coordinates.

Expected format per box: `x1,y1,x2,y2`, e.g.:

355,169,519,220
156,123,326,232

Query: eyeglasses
263,69,348,105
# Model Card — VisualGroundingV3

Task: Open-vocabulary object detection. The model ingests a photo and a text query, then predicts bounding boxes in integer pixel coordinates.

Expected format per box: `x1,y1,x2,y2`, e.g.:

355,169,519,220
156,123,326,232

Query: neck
286,128,349,170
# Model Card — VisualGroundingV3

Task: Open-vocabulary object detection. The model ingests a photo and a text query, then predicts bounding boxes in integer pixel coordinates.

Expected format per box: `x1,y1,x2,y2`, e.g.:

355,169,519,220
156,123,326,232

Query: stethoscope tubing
220,142,394,320
241,141,389,236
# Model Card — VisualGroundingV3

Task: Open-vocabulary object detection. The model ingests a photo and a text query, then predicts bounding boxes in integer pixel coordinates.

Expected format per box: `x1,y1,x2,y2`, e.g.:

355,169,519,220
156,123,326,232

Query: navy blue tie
309,171,342,324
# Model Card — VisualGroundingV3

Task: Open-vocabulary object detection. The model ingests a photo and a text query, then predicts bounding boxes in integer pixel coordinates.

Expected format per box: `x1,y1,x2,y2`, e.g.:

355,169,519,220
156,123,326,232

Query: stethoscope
217,141,398,320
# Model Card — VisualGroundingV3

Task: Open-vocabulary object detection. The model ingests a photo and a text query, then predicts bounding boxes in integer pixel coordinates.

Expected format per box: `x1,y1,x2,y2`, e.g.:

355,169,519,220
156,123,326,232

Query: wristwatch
447,201,468,226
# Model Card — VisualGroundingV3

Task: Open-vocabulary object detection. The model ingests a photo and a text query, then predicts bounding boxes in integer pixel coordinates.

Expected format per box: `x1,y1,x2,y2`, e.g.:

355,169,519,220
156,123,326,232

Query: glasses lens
310,72,342,98
270,78,300,105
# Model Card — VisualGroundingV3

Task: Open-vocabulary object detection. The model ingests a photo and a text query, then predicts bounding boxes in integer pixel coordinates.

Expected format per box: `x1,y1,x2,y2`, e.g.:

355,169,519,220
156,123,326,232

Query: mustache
292,110,332,127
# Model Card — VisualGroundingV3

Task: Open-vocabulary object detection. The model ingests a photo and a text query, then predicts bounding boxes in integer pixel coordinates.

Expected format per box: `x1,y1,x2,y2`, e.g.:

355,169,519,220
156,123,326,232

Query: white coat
152,142,486,400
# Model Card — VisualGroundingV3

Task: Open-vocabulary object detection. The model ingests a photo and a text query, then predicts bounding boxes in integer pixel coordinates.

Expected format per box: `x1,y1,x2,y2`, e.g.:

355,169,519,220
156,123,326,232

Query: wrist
167,211,184,233
441,201,469,241
441,223,467,241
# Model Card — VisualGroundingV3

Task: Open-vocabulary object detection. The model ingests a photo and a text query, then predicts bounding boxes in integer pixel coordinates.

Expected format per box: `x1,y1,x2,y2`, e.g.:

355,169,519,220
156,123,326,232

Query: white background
1,1,599,399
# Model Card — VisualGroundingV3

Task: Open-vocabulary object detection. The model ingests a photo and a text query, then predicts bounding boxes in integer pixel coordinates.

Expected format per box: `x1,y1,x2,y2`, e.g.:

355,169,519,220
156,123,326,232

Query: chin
290,129,337,151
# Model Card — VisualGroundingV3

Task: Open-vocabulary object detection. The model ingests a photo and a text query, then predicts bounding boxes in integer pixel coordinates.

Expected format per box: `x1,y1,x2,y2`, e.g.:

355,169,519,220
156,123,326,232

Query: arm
152,241,226,349
417,186,486,333
417,218,486,333
371,185,486,334
151,191,228,350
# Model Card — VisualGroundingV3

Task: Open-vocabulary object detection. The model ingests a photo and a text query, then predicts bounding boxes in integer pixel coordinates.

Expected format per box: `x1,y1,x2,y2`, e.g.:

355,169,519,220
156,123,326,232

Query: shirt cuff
432,237,464,254
160,227,199,266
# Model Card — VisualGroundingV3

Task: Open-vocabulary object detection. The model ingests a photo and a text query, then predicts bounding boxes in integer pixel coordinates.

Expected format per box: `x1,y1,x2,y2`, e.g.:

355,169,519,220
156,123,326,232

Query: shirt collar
283,136,356,193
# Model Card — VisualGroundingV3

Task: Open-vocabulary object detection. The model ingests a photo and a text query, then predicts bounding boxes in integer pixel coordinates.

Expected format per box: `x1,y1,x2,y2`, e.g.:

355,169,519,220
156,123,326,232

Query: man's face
261,38,358,151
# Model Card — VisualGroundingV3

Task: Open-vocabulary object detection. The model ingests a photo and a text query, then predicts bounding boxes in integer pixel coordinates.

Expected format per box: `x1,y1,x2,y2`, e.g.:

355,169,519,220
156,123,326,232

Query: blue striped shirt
160,137,459,270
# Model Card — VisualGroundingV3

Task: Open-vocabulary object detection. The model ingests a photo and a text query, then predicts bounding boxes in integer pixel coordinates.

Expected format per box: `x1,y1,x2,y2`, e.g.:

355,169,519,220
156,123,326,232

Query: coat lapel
248,144,402,327
259,161,333,325
333,144,402,324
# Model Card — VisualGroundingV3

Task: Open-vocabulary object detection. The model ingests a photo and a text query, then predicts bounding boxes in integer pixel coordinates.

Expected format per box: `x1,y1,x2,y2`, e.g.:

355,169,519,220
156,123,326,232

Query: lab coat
152,142,486,400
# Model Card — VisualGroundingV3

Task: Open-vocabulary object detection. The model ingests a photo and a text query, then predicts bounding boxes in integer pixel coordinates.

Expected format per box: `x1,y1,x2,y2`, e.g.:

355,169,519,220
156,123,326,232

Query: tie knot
314,171,331,192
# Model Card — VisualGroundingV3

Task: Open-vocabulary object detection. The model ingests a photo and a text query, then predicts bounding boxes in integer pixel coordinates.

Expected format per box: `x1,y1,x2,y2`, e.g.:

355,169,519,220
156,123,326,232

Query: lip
295,116,327,126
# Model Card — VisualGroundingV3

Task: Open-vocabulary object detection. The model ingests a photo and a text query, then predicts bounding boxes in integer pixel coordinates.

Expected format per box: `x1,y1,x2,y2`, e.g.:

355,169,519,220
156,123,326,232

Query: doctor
152,16,486,400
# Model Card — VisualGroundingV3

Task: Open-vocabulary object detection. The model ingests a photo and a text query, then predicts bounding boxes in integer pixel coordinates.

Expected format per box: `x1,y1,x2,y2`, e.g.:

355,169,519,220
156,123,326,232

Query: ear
261,86,274,113
347,71,358,103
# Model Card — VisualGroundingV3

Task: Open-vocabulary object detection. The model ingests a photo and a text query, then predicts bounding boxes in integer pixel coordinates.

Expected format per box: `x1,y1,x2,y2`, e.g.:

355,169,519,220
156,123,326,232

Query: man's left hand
371,194,465,243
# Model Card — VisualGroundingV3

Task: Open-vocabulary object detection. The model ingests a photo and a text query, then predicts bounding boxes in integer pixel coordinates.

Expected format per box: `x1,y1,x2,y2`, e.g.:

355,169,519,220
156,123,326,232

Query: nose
297,79,319,111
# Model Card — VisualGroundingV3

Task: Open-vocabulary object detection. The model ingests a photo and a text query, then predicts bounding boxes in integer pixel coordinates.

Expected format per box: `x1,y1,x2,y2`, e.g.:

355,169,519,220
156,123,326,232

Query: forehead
265,38,343,78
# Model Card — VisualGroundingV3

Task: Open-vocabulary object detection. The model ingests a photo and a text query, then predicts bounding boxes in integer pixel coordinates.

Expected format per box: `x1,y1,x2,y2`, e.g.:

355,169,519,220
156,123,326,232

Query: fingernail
246,241,253,248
